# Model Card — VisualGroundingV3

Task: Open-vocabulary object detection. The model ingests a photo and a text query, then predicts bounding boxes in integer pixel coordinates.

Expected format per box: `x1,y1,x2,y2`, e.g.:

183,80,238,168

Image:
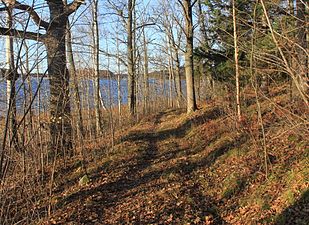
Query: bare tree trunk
167,58,172,107
6,6,19,151
24,44,33,141
45,3,73,154
167,38,174,108
0,5,18,181
288,0,294,101
0,0,84,158
127,0,136,116
168,66,173,108
250,1,268,179
85,72,93,139
135,50,140,119
174,50,182,108
143,27,149,114
232,0,241,122
197,0,208,103
66,21,84,140
106,40,115,151
182,0,197,113
197,0,208,44
133,6,138,117
116,32,122,120
92,0,102,135
35,57,45,179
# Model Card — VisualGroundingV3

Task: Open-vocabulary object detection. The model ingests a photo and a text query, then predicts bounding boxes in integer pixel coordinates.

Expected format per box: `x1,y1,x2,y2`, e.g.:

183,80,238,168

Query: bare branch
65,0,85,16
99,49,128,67
177,0,185,12
191,0,198,7
0,27,43,41
0,1,49,29
133,22,155,33
14,1,49,29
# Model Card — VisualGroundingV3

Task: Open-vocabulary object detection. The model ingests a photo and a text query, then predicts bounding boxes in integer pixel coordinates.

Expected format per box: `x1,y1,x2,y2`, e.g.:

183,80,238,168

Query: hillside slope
2,94,307,224
38,98,308,224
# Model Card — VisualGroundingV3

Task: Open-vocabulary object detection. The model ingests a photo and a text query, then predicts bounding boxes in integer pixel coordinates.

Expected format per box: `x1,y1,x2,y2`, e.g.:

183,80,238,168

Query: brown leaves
3,105,308,225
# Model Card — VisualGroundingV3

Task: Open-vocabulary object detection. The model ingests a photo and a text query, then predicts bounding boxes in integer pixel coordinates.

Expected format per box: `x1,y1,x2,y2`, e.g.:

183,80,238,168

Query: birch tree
232,0,241,122
4,1,19,151
92,0,103,135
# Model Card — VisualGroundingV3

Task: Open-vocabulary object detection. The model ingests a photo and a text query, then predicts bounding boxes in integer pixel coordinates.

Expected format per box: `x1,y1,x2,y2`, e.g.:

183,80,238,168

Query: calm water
0,77,185,116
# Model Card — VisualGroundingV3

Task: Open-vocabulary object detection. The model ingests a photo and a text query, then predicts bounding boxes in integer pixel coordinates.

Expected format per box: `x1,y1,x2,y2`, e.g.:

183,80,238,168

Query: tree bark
197,0,209,102
197,0,208,44
143,27,149,114
0,0,84,154
116,32,122,119
92,0,103,135
6,6,19,151
174,49,182,108
232,0,241,122
66,20,84,140
127,0,136,116
45,1,72,153
183,0,197,113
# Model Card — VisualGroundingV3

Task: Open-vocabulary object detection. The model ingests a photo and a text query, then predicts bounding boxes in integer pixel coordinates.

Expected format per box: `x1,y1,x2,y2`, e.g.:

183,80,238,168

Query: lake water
0,77,185,116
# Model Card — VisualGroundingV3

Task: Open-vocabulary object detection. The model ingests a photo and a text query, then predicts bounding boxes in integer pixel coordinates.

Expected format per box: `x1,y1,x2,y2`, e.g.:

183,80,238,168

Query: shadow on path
54,108,232,224
274,189,309,225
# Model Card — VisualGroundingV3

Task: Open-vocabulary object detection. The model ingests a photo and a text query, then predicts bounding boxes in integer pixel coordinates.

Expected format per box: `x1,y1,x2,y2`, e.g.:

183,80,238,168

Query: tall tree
178,0,197,113
5,2,19,151
127,0,136,115
232,0,241,122
65,3,84,140
142,26,149,113
0,0,85,153
116,31,123,119
92,0,103,135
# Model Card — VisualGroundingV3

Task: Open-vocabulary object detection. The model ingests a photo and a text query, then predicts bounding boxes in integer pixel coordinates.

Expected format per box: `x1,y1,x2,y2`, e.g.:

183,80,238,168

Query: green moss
262,202,271,211
287,134,298,142
79,174,90,186
286,170,296,184
224,147,246,159
300,189,309,202
282,190,295,204
222,173,245,199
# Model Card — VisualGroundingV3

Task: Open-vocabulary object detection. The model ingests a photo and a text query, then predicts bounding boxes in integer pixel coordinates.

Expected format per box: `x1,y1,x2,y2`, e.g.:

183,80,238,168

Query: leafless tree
0,0,85,153
232,0,241,122
178,0,198,113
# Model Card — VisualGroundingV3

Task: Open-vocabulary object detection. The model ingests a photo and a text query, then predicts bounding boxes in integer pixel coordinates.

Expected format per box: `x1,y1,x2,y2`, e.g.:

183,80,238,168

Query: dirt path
47,109,225,224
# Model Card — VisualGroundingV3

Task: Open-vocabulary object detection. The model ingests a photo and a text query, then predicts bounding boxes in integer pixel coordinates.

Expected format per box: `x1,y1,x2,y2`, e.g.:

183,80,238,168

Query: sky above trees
0,0,203,74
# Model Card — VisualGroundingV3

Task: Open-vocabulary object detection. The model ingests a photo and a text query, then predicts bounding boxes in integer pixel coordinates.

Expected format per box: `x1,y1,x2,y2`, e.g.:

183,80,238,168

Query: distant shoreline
1,67,185,80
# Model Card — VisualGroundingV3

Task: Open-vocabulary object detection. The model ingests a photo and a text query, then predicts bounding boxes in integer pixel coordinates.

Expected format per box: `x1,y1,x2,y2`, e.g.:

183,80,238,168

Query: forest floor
2,88,308,224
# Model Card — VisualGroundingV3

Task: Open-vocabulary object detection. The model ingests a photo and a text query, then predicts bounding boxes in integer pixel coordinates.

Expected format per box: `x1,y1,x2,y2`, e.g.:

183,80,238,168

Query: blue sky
0,0,202,75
